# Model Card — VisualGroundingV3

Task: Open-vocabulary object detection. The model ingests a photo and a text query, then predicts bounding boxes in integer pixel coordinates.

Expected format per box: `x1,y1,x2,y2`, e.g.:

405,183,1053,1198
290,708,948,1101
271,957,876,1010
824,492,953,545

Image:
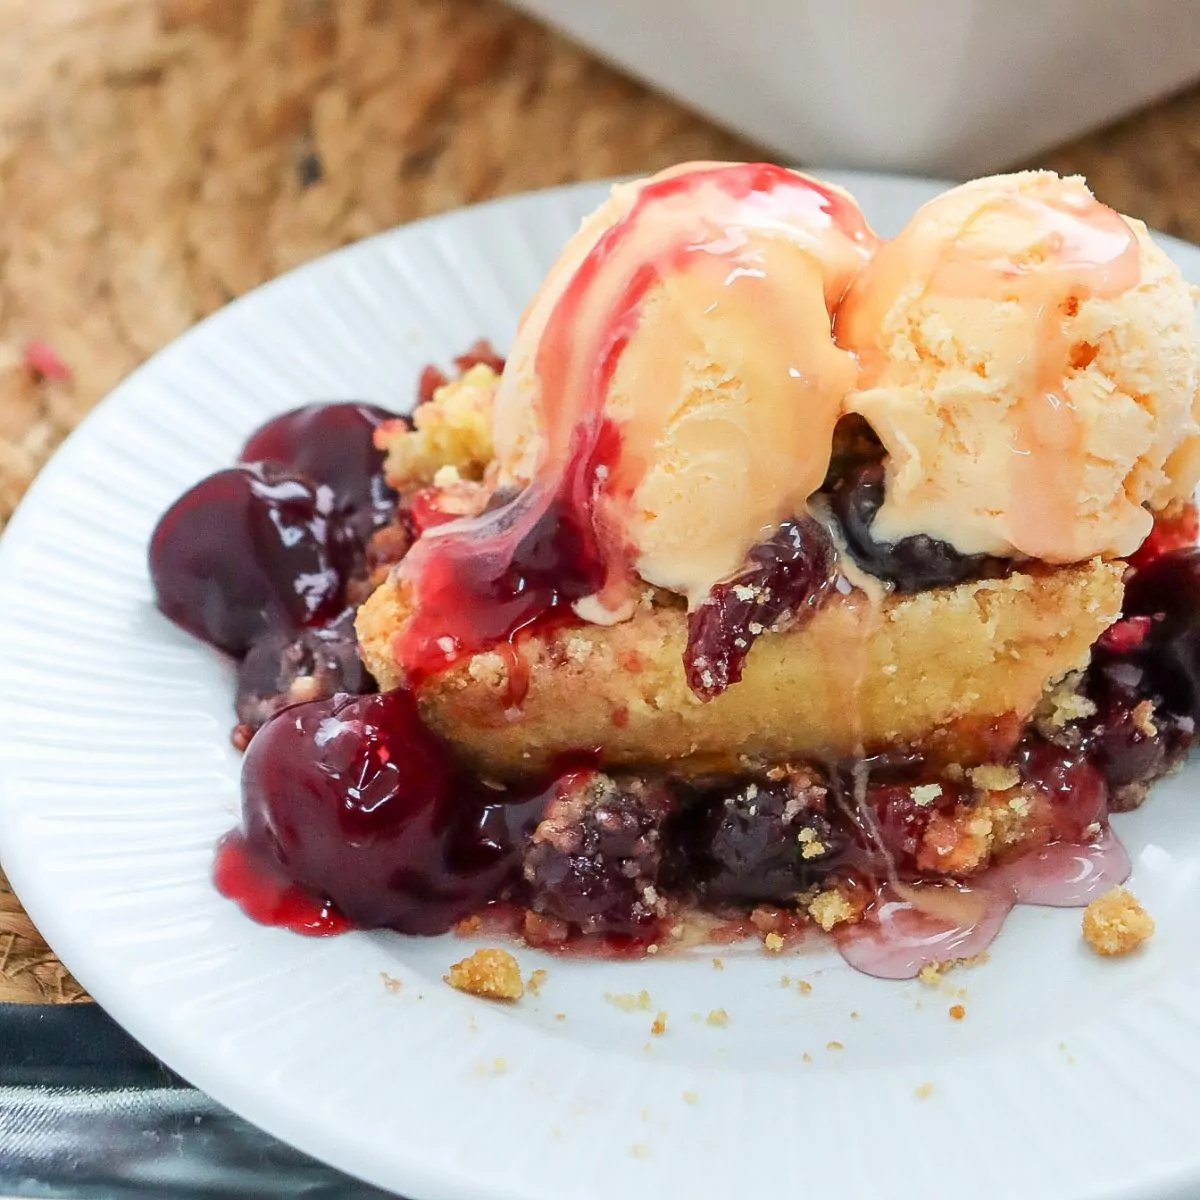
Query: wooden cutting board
2,0,1199,1002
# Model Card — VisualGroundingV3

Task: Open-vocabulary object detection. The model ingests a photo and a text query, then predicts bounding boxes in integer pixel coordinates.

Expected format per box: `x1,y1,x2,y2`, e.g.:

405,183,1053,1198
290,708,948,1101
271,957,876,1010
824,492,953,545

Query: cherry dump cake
150,164,1200,978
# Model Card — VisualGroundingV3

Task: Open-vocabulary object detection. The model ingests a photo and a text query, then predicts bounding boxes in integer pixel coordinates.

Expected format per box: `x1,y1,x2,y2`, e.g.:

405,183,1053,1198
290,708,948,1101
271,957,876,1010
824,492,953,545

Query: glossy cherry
1015,737,1107,841
235,609,373,731
240,402,398,548
847,780,962,874
685,516,835,700
397,492,607,684
238,688,542,934
149,464,343,656
669,775,846,903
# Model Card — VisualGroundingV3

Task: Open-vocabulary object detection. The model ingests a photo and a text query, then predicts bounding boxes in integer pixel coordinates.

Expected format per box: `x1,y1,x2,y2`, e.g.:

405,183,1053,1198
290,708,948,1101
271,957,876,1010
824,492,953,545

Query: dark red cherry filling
829,461,1005,592
152,401,400,658
237,689,543,934
667,772,848,904
235,609,371,731
1015,738,1107,841
152,402,403,731
847,779,963,874
523,772,674,935
685,516,835,700
149,464,344,656
239,401,397,550
397,492,608,683
1117,547,1200,724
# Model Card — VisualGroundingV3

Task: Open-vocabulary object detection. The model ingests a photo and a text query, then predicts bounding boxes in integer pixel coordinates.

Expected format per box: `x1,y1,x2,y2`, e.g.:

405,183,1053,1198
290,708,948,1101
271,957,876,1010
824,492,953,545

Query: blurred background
2,0,1200,998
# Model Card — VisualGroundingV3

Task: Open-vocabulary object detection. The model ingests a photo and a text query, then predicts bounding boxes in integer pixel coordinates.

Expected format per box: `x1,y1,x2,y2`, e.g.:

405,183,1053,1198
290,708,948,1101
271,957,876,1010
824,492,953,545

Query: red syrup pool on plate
834,880,1014,981
985,828,1130,907
214,832,352,937
833,829,1132,980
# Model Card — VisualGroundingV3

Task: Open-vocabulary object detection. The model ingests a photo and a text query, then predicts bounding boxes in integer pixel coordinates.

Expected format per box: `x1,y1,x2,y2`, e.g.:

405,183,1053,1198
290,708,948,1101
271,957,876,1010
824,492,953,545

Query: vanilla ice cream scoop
836,171,1200,562
492,161,878,609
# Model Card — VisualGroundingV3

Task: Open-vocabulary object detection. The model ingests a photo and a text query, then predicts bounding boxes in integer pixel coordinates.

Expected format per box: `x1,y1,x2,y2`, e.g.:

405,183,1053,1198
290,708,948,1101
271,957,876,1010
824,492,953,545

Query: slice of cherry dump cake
151,165,1200,977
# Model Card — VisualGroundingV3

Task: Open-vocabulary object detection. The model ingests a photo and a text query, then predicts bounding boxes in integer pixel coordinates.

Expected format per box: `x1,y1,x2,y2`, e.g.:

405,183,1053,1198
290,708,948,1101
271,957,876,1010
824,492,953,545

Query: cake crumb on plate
445,948,524,1000
606,989,652,1012
1083,887,1155,955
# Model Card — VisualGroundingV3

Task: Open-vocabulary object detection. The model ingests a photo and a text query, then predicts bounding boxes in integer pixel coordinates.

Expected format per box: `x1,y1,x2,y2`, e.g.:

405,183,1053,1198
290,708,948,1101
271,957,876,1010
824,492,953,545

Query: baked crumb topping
1082,887,1155,955
1034,671,1098,733
808,888,857,931
445,947,524,1000
378,363,498,488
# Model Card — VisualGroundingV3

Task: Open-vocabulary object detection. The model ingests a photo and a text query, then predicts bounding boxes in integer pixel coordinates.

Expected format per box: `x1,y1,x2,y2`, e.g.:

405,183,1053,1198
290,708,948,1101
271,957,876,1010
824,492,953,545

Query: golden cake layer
356,559,1123,777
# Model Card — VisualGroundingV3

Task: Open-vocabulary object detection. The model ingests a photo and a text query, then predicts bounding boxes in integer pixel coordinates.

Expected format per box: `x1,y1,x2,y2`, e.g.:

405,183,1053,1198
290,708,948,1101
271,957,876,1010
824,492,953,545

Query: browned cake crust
357,559,1124,777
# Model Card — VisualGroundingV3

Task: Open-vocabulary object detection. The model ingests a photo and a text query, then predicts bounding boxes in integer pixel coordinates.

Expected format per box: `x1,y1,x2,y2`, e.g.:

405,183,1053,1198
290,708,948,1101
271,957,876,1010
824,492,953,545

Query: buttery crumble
1082,887,1155,955
445,948,524,1001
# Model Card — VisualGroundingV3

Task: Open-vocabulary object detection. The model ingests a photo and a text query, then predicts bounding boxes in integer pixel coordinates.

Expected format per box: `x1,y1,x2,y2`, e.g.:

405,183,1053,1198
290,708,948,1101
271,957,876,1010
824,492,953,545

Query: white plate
3,172,1200,1200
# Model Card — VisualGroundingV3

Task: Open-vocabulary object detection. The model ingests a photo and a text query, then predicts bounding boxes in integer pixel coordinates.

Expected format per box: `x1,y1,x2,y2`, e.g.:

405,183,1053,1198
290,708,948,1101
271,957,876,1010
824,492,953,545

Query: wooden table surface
2,0,1200,1003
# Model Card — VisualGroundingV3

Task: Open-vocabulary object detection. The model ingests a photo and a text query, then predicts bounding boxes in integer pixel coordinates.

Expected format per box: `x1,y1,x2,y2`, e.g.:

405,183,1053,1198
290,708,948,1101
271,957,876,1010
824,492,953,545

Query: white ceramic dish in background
511,0,1200,176
3,172,1200,1200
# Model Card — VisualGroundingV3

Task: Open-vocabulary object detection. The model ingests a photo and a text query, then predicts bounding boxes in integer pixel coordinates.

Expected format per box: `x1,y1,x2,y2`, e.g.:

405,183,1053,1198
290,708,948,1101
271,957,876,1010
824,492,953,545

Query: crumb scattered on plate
706,1008,729,1027
651,1010,668,1036
445,948,524,1001
606,989,652,1012
1082,887,1155,956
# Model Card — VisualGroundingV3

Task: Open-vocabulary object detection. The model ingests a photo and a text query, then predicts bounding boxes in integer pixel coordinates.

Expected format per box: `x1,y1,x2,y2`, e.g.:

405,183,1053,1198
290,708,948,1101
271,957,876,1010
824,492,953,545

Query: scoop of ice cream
492,161,878,609
836,171,1200,563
